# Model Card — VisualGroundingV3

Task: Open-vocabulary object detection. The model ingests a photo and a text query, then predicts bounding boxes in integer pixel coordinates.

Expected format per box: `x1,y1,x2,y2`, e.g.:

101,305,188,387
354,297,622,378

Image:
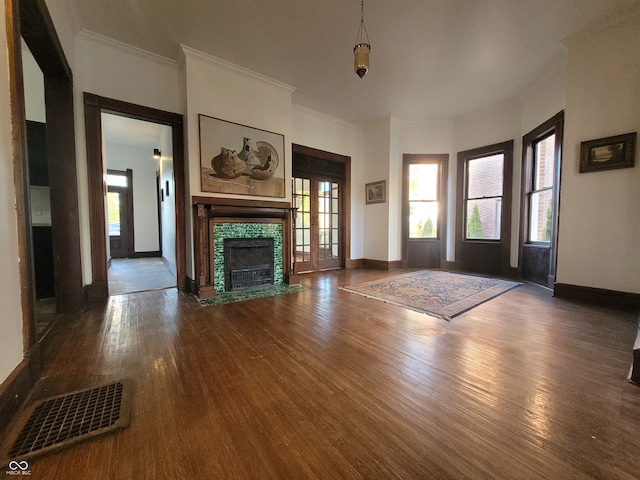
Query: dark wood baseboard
554,283,640,313
505,266,520,279
346,258,364,269
449,262,519,279
631,322,640,385
185,276,198,296
362,259,402,270
130,251,162,258
85,281,108,302
284,273,300,285
0,346,41,439
447,261,463,271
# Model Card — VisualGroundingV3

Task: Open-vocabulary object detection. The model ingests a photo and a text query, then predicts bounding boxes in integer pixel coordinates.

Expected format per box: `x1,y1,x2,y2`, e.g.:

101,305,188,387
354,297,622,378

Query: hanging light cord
355,0,370,46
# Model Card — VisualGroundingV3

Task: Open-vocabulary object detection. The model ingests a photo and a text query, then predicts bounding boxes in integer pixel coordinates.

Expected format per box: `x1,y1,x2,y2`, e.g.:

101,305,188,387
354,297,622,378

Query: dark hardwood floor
4,269,640,479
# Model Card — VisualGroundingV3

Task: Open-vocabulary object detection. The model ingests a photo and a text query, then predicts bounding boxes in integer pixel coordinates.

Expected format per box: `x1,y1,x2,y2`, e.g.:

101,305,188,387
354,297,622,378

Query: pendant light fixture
353,0,371,78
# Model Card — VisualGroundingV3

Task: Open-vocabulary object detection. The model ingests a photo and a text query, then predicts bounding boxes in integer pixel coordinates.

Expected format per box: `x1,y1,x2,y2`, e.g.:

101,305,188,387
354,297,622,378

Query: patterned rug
340,270,520,320
200,283,307,306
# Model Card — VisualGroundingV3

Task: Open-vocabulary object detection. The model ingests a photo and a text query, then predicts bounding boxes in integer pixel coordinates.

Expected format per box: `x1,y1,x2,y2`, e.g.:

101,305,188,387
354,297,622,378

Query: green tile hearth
213,223,283,293
200,284,307,306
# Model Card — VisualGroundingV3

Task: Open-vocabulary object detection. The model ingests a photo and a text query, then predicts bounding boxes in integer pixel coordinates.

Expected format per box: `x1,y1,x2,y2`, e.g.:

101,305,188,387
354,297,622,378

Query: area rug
340,270,520,320
200,284,307,306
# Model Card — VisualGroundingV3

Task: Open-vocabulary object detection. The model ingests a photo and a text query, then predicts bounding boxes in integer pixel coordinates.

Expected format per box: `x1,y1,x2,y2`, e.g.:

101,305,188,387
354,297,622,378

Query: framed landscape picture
199,114,285,198
580,132,636,173
365,180,386,204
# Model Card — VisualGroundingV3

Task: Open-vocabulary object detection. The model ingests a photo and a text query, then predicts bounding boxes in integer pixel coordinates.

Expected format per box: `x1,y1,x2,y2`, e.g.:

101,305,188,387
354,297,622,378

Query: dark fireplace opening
224,237,274,291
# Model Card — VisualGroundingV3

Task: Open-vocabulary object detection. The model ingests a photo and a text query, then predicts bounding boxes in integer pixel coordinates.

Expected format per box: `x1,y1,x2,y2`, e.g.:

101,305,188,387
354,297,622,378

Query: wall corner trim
0,347,41,440
180,44,297,94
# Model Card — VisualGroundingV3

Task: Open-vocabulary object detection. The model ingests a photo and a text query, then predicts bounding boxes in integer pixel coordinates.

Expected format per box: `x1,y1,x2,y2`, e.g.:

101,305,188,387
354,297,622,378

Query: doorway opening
84,94,186,299
402,154,448,269
100,113,177,295
292,144,351,274
106,169,133,259
293,176,342,272
22,41,55,337
12,0,85,350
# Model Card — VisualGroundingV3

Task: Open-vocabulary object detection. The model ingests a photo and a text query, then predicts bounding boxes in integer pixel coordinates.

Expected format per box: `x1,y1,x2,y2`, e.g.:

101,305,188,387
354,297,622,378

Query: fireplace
224,237,274,291
192,197,298,299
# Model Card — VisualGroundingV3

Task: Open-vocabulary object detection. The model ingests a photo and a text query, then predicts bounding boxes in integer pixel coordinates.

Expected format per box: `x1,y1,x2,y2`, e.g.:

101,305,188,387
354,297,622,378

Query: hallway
108,258,176,295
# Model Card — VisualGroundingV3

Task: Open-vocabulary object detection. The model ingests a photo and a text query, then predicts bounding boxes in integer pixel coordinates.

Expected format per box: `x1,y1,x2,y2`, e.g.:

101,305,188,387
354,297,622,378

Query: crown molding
77,30,179,68
562,0,640,47
291,104,363,131
62,0,82,33
180,45,296,94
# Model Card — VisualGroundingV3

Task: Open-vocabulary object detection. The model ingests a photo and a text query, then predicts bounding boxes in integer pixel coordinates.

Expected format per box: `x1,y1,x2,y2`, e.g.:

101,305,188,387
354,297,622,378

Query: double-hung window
528,133,555,243
464,154,504,241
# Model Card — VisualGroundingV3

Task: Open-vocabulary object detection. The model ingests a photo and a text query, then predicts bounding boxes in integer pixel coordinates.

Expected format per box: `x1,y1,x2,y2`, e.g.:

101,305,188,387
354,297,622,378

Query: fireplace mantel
192,197,297,298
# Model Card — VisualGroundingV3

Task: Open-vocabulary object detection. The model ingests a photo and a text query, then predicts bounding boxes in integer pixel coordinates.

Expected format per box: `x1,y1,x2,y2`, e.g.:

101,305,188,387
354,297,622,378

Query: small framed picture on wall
580,132,636,173
365,180,386,204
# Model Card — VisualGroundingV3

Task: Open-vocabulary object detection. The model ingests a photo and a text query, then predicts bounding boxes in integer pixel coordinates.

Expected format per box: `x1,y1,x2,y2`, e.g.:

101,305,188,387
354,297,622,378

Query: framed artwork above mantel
199,114,286,198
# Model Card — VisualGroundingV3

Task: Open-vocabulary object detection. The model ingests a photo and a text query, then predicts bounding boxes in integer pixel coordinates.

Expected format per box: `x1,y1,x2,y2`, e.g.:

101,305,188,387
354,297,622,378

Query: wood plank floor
5,269,640,479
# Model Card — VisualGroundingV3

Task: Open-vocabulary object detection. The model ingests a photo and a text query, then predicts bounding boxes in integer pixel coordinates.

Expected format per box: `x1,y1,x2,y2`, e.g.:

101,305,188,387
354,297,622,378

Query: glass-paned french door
106,169,132,258
293,176,341,273
402,154,448,269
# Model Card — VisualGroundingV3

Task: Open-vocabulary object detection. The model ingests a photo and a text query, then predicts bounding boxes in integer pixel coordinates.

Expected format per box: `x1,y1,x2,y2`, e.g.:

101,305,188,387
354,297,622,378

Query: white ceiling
69,0,630,126
101,113,169,152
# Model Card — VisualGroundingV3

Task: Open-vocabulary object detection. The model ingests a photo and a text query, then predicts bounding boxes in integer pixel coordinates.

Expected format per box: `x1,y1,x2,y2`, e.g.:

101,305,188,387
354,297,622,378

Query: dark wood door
402,154,448,269
107,185,131,258
293,176,342,273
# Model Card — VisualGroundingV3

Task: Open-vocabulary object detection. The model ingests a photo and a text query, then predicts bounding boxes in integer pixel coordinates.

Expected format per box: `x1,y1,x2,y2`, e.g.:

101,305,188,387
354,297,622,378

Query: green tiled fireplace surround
213,222,283,293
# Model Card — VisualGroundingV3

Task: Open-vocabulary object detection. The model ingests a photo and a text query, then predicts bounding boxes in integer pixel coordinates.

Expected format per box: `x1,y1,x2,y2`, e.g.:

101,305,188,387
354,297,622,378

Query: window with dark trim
528,132,555,243
520,111,564,287
464,153,504,241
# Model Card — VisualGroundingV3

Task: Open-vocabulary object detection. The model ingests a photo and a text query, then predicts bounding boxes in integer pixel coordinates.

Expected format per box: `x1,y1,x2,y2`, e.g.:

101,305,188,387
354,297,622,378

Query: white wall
42,0,77,69
363,118,391,261
394,118,455,261
520,54,568,135
452,99,523,266
0,0,27,385
22,41,53,228
74,32,183,284
388,118,402,261
22,41,46,123
557,5,640,293
182,46,295,278
290,105,365,260
105,143,161,253
159,128,177,274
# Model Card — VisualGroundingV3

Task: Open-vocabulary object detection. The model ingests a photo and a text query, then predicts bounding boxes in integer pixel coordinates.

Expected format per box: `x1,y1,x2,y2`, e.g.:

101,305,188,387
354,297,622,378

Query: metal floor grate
7,379,132,460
